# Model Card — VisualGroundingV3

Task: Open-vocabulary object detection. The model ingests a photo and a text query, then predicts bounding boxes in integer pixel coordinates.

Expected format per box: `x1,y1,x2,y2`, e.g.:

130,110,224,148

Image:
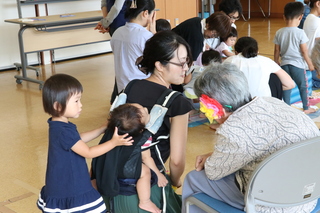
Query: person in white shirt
223,37,294,98
303,0,320,56
303,0,320,88
110,0,156,96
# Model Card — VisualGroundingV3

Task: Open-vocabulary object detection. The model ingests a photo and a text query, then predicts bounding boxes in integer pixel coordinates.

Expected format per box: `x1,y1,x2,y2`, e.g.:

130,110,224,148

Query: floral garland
199,94,224,123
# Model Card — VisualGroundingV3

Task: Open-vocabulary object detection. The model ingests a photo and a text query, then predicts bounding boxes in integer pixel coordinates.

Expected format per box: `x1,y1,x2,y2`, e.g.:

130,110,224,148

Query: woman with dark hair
202,0,242,53
127,30,193,190
172,12,231,61
219,0,242,26
97,30,193,212
110,0,156,103
223,36,294,99
181,63,320,213
193,0,242,67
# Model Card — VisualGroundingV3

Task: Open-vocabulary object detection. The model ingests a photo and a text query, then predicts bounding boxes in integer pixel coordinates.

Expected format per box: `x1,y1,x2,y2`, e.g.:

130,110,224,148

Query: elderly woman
181,63,320,213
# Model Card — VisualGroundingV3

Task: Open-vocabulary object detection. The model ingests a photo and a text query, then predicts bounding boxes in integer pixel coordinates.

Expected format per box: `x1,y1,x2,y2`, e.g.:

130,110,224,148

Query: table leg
15,26,44,90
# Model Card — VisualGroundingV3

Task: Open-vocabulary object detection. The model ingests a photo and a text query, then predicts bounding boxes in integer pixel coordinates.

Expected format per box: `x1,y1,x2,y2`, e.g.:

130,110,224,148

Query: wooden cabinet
214,0,292,18
155,0,198,28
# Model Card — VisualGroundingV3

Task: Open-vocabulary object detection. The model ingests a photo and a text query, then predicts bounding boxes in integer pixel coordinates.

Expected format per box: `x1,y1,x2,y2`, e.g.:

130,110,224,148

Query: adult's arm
168,113,189,187
101,0,108,17
274,68,295,91
274,44,281,65
195,152,212,171
101,0,126,29
204,134,257,180
94,0,109,33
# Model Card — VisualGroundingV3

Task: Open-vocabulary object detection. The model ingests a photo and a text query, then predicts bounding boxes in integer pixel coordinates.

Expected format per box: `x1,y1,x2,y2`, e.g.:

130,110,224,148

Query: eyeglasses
228,15,240,21
164,58,190,69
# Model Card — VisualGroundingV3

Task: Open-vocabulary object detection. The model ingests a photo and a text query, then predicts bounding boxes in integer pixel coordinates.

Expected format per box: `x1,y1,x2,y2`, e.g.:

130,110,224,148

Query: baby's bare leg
137,164,162,213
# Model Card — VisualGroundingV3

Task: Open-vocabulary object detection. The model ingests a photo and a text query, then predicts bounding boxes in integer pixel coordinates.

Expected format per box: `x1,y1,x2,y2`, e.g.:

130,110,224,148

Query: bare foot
139,200,161,213
209,123,220,130
304,108,317,114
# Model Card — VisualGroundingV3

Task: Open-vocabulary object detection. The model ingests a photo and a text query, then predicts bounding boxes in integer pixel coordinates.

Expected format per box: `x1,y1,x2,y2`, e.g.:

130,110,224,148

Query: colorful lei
199,94,224,123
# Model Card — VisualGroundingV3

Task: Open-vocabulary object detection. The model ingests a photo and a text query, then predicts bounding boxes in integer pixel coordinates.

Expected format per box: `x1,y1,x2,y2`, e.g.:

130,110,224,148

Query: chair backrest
245,136,320,213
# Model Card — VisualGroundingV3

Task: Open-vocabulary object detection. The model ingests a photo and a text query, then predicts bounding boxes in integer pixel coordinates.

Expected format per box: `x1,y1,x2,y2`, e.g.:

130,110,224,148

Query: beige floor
0,17,314,212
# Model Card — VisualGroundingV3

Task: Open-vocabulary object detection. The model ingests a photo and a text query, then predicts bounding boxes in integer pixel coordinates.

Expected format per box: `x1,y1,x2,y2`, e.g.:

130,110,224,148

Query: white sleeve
101,0,106,8
101,0,126,28
261,56,281,73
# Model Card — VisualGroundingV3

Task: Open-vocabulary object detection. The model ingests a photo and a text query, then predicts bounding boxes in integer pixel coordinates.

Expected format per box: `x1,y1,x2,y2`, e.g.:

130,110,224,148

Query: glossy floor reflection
0,17,309,212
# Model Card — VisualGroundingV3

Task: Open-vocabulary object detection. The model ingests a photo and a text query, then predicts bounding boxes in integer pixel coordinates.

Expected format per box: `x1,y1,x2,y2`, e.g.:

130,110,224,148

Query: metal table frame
242,0,271,21
5,10,103,89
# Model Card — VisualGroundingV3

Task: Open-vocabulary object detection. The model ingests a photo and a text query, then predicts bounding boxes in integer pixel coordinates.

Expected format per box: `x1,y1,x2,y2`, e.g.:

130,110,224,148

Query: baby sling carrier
91,80,180,212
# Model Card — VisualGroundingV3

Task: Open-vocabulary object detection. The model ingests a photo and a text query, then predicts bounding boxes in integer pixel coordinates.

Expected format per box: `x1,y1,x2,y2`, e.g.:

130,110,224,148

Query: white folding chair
186,136,320,213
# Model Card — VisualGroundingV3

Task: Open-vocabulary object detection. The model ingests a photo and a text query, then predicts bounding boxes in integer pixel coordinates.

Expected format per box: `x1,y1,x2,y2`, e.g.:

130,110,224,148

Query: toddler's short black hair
42,74,83,117
284,2,304,20
156,18,171,32
202,49,222,65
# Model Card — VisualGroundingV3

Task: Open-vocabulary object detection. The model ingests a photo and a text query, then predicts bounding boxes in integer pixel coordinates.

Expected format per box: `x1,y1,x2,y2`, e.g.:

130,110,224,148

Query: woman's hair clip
199,94,225,124
135,56,148,74
135,56,143,65
130,0,137,9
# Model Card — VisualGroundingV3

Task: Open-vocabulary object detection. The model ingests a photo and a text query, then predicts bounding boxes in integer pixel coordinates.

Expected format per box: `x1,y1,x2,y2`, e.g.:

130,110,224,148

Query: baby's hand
157,173,168,187
111,127,133,146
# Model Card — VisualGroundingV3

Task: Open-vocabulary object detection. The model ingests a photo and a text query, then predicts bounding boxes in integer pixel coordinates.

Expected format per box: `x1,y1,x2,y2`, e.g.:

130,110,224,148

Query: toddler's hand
111,127,133,146
157,173,168,187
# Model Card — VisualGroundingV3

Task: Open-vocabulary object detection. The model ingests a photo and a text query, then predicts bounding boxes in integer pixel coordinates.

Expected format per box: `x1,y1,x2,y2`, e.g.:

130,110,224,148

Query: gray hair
194,62,252,112
311,39,320,74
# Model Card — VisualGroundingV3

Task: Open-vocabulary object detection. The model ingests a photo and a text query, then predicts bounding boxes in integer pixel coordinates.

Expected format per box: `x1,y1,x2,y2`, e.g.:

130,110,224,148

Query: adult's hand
148,10,157,34
94,22,103,30
195,152,212,171
94,22,109,34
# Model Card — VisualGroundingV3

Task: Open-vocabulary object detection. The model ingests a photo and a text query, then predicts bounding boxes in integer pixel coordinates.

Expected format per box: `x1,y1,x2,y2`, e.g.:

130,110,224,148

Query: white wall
1,0,111,70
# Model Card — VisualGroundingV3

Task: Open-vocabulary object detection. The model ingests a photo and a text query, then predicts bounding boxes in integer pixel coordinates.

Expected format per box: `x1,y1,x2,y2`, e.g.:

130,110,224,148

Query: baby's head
222,27,237,47
42,74,83,117
202,49,222,66
108,103,150,136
